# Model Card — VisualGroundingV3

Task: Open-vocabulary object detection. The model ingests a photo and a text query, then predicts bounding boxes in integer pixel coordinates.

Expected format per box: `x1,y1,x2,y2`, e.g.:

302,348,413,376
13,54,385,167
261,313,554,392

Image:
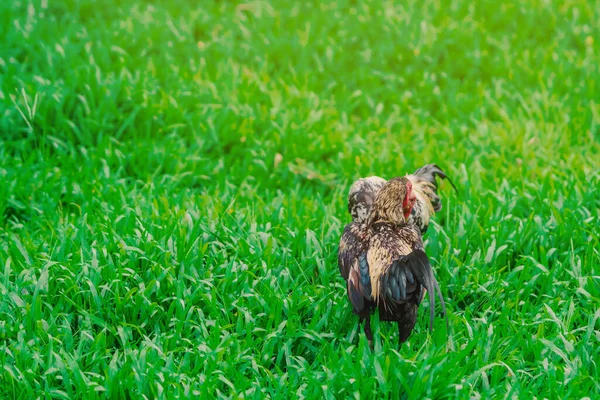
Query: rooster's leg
398,322,404,346
362,316,373,346
398,322,411,346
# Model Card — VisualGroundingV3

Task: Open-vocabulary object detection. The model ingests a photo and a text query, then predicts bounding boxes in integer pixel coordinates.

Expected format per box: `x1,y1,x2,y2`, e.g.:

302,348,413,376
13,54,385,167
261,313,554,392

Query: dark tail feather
432,273,450,333
396,249,448,333
412,164,458,195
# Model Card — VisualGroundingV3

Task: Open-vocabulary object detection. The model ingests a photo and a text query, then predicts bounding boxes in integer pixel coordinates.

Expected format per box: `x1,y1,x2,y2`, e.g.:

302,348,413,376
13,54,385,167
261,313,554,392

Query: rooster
347,164,456,234
338,176,449,345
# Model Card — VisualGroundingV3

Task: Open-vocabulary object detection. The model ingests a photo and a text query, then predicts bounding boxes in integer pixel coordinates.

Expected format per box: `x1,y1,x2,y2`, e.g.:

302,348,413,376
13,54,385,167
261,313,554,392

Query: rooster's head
368,177,417,225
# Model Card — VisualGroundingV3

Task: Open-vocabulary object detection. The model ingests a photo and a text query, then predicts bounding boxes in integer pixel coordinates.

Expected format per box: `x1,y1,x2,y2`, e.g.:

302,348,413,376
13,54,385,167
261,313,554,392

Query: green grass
1,0,599,398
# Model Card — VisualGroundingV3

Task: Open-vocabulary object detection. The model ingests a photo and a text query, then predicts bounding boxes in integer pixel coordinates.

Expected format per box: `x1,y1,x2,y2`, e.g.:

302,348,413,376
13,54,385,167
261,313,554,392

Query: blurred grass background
0,0,599,398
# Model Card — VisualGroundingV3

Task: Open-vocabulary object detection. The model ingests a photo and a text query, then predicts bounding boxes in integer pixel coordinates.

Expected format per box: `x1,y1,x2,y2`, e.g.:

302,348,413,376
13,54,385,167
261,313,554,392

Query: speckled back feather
347,176,386,223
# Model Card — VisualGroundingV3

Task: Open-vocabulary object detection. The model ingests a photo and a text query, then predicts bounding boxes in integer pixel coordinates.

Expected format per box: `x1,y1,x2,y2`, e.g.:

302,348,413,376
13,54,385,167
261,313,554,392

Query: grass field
1,0,599,398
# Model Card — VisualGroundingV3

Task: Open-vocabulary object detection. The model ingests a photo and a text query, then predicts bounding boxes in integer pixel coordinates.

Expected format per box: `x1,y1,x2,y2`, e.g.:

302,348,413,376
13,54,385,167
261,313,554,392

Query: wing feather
338,222,368,280
366,225,448,333
338,222,372,314
367,224,418,299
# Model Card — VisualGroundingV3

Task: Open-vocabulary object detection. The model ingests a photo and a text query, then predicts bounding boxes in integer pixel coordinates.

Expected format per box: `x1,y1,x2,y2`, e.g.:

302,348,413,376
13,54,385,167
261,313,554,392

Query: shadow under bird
338,165,455,345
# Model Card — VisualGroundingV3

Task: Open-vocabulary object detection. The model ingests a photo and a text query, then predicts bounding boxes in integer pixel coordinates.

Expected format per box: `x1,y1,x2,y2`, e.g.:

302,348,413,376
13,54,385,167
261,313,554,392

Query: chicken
338,177,448,345
347,164,456,234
